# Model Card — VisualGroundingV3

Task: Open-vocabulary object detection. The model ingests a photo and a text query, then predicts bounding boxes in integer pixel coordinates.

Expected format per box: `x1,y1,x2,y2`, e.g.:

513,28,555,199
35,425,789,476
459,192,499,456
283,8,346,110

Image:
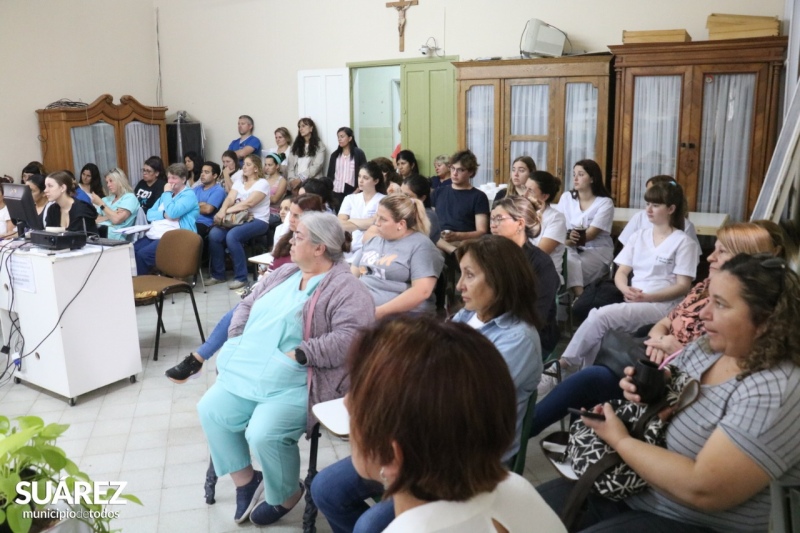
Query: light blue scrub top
216,270,324,402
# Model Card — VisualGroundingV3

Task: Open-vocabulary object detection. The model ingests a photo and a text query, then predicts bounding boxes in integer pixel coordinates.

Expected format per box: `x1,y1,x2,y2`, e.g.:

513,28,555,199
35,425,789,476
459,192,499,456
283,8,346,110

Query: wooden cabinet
609,37,786,221
36,94,168,186
454,55,613,187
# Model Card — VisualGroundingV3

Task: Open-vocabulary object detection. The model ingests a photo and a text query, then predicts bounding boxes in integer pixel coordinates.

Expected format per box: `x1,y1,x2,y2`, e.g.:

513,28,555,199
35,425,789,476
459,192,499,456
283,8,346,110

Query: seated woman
207,154,272,290
549,181,699,386
134,155,167,214
494,155,535,202
184,150,203,187
196,212,374,526
0,181,16,238
347,316,566,532
164,193,325,383
298,178,334,213
91,168,139,240
78,163,104,199
556,159,614,296
263,153,288,227
491,196,560,353
287,117,327,188
338,161,386,258
313,235,543,532
220,149,241,192
394,150,420,182
525,170,567,281
20,162,45,185
529,222,779,437
538,253,800,532
43,171,98,234
268,126,293,177
351,194,444,319
327,127,367,210
133,163,199,275
25,174,49,226
401,174,441,243
429,153,451,196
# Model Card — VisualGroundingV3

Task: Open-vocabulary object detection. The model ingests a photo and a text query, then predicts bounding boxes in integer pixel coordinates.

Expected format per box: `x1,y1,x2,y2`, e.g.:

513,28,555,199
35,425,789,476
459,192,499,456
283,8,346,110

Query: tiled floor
0,281,560,532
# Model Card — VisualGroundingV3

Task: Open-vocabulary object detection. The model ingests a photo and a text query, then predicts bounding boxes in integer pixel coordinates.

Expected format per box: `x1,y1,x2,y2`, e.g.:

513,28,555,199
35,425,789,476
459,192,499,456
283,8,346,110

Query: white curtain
564,82,598,173
629,76,682,207
697,74,755,221
70,122,117,177
510,84,548,171
466,85,495,186
125,121,161,188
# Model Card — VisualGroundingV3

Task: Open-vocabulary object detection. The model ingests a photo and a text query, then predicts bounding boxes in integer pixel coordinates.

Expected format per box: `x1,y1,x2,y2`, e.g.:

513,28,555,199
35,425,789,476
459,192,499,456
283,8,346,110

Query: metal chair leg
153,295,164,361
302,423,321,533
188,290,206,343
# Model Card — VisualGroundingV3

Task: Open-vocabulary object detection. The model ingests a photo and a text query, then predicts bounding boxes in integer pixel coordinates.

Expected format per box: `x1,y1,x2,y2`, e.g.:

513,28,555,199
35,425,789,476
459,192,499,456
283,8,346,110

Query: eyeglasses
141,168,155,174
489,215,514,225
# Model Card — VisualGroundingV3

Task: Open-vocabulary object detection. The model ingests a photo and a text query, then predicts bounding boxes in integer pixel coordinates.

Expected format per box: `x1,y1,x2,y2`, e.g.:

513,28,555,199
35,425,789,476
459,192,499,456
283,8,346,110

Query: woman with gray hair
197,211,375,527
91,167,140,240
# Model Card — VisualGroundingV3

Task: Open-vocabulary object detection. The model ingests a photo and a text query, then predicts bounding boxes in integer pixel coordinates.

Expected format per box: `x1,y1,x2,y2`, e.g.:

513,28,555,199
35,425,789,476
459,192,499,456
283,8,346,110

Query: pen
658,348,683,370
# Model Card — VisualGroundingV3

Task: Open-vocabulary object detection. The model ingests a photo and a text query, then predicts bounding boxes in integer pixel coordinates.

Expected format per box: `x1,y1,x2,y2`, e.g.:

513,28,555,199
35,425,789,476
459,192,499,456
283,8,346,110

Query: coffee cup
632,359,666,404
575,226,587,247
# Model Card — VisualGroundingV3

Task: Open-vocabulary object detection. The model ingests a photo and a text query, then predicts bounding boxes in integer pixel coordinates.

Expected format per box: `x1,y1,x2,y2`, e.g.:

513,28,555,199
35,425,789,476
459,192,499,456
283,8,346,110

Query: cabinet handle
680,142,696,149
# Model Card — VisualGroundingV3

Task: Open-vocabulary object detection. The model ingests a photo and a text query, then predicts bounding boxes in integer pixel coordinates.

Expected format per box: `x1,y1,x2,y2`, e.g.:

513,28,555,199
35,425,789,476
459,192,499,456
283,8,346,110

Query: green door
402,59,457,176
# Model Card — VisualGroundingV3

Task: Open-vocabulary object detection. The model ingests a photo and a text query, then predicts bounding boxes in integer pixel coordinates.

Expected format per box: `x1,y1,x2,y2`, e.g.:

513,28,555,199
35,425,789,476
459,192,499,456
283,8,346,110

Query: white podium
0,243,142,405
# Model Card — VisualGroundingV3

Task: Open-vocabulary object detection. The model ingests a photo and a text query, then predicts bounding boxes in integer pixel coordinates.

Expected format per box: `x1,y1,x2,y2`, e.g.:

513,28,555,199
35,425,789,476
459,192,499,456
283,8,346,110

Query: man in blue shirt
433,150,489,255
228,115,261,165
193,161,226,238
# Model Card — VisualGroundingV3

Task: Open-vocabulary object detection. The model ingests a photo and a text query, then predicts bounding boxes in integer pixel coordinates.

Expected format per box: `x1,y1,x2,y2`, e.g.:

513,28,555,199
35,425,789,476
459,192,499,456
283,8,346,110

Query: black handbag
593,329,647,379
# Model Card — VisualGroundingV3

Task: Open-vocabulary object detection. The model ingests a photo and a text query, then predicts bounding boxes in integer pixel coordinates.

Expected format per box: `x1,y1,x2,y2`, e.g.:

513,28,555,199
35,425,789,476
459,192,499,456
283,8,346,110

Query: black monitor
3,183,44,231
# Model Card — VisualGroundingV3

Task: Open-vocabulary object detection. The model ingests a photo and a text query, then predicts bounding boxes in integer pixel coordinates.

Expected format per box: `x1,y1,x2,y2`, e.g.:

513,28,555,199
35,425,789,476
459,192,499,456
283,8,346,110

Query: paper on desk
9,255,35,292
114,225,151,235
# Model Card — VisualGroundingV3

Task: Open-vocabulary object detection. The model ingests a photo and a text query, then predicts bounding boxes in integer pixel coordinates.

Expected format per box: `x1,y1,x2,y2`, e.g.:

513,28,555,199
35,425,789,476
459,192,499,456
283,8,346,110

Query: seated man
433,149,489,254
229,115,261,166
133,163,199,275
193,161,226,238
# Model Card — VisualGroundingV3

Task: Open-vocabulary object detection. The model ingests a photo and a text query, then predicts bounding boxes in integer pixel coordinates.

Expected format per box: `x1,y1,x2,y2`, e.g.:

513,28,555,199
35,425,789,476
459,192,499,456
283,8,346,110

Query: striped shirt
626,339,800,531
333,154,356,193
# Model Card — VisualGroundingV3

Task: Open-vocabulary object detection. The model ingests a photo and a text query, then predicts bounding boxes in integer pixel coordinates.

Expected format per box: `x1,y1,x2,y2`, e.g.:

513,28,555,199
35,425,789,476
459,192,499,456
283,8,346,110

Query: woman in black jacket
327,127,366,212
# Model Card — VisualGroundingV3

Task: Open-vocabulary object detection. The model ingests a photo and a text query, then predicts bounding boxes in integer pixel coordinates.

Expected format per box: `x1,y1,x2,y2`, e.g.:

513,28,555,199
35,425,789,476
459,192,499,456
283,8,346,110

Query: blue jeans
209,219,269,282
196,307,235,361
537,478,714,532
530,365,622,438
311,456,394,533
134,236,159,275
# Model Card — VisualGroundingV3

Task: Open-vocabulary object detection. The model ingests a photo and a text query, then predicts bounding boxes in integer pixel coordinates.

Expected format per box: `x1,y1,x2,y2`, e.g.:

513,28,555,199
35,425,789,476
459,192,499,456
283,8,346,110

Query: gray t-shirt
626,339,800,531
353,231,444,313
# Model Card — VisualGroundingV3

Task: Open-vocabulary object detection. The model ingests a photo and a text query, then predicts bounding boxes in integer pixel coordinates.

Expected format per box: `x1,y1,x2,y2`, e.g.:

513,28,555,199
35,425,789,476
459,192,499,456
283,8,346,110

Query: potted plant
0,415,140,533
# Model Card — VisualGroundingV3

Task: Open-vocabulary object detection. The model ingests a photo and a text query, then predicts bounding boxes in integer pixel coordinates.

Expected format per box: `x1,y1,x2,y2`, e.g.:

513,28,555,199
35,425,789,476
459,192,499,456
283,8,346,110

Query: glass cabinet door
563,82,598,178
628,75,682,207
70,121,118,176
507,82,549,174
696,73,756,221
465,83,497,186
125,121,162,187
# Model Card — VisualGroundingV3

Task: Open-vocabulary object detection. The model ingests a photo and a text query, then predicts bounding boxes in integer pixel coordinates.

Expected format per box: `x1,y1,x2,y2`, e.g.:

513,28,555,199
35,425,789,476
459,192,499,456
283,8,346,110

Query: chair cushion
133,275,192,298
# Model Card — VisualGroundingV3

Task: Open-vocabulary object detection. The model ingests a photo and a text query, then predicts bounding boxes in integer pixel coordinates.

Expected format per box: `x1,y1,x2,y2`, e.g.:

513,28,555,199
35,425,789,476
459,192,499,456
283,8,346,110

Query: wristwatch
99,204,106,210
295,347,307,365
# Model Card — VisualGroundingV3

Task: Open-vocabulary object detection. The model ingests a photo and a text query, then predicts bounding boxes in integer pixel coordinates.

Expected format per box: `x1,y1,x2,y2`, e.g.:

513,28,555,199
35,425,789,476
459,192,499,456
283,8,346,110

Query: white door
298,68,350,175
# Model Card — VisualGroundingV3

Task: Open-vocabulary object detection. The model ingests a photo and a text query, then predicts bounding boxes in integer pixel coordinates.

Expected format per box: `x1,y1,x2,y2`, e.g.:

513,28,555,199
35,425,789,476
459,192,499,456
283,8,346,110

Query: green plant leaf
0,416,10,434
40,423,69,440
14,416,43,431
41,448,67,471
0,471,22,503
0,507,5,525
0,427,38,458
13,446,43,463
63,458,79,476
117,493,143,506
6,502,32,533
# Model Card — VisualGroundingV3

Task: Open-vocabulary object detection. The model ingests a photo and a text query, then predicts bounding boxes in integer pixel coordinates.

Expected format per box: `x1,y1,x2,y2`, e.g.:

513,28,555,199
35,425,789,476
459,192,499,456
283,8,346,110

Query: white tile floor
0,281,560,532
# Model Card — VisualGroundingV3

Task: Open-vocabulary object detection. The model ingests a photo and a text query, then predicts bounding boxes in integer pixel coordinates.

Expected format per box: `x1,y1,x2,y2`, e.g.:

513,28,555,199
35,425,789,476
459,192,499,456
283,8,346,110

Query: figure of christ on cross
386,0,418,52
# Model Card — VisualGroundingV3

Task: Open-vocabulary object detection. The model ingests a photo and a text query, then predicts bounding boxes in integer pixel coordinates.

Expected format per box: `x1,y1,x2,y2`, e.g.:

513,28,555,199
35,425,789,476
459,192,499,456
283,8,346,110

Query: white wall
0,0,159,180
1,0,785,177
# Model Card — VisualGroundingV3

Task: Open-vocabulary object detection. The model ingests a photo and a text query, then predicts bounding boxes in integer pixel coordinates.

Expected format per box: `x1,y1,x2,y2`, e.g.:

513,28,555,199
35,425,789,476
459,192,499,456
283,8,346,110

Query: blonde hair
493,196,541,240
717,223,777,257
104,168,134,196
244,154,265,179
379,194,430,236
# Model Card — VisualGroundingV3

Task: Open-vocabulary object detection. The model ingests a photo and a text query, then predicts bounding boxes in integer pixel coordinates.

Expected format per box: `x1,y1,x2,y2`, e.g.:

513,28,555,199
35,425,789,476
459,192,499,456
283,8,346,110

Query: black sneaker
165,354,204,384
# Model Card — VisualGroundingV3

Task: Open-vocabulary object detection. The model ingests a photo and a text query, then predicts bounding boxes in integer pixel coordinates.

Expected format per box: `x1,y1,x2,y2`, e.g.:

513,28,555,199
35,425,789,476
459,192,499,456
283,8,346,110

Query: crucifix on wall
386,0,418,52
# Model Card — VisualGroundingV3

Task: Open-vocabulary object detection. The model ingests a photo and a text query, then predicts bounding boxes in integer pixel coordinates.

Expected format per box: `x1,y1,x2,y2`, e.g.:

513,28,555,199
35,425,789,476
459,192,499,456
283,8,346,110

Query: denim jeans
209,218,269,282
133,236,159,275
311,456,394,533
530,365,622,438
196,307,235,361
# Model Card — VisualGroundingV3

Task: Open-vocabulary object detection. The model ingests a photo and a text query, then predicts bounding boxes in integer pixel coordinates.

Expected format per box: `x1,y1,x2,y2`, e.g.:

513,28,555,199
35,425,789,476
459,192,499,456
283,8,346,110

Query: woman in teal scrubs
197,211,374,527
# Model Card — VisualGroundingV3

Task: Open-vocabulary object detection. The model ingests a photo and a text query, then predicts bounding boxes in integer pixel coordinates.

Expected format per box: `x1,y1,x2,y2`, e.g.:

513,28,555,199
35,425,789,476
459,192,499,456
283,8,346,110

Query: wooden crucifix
386,0,418,52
